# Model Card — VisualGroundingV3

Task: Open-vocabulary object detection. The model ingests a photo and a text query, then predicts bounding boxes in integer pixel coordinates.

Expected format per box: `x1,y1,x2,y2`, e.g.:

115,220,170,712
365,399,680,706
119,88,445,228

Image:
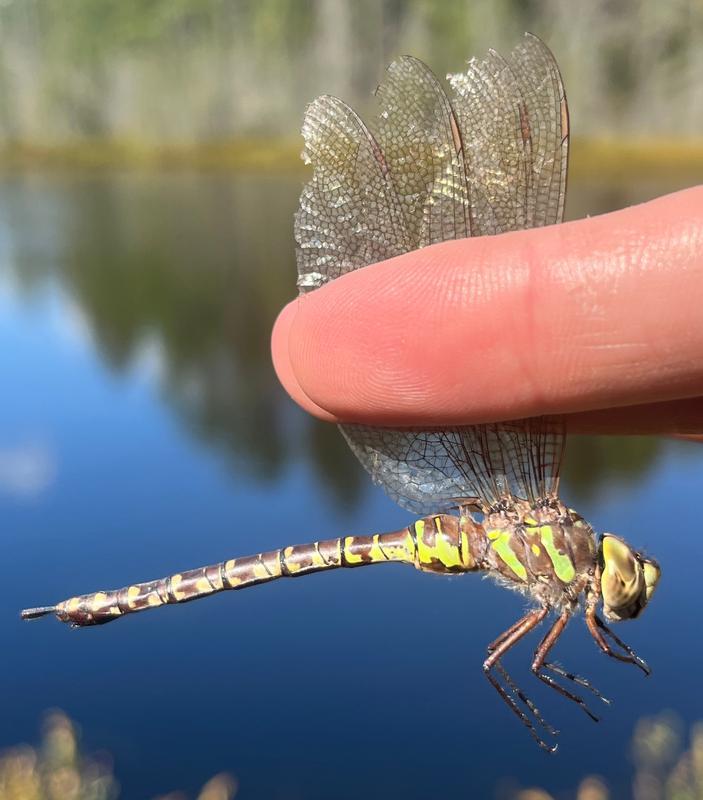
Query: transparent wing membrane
341,419,564,514
447,34,569,236
295,95,409,291
294,34,569,511
374,56,471,246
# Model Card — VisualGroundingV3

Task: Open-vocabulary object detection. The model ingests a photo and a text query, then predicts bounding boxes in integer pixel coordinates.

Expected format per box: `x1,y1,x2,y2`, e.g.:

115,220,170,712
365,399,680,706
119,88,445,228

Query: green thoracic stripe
487,529,527,581
538,525,576,583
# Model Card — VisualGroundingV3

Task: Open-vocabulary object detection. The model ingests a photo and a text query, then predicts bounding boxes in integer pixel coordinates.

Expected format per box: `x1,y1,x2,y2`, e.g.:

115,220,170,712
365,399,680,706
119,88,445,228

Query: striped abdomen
21,515,484,627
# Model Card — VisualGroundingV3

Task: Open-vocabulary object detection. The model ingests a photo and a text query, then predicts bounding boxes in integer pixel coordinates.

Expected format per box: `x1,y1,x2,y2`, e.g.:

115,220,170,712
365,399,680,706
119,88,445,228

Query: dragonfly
21,34,660,752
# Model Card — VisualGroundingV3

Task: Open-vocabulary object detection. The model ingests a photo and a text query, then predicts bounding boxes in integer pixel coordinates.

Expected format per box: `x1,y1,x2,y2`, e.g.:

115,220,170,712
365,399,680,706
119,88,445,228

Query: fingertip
271,300,339,423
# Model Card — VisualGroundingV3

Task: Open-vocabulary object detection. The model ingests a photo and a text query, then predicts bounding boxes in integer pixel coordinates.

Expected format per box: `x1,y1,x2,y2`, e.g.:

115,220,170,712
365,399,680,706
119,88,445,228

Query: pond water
0,169,701,799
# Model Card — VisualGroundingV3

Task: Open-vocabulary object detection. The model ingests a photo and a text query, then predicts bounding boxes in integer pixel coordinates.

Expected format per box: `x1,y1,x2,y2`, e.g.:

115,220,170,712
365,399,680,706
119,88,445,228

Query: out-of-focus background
2,0,703,152
1,2,702,799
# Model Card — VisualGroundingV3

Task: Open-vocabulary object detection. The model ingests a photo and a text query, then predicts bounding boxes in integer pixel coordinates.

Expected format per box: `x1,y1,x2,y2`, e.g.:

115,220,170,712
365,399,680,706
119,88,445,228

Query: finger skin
271,302,337,423
272,187,703,432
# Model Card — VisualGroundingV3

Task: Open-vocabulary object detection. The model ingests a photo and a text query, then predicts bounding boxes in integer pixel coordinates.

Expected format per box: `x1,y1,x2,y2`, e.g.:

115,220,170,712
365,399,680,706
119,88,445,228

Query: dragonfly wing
340,426,495,515
447,32,569,235
374,55,471,246
490,417,566,502
295,94,410,292
294,35,569,510
341,418,564,514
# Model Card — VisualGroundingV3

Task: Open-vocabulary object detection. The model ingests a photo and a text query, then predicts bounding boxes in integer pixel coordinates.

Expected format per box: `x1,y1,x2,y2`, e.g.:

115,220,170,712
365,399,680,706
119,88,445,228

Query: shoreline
1,137,703,175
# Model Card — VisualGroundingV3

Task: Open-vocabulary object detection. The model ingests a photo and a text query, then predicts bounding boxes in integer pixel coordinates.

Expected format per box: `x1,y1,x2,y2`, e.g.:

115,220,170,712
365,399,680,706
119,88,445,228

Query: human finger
272,187,703,430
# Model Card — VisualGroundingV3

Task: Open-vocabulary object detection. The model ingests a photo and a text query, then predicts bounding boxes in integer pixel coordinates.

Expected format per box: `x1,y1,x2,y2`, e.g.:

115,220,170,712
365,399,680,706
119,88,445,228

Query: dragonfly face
598,534,661,621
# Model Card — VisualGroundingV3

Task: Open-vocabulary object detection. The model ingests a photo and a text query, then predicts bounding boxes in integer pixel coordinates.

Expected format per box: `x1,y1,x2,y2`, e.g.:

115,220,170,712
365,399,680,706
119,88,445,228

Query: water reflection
0,172,363,504
564,436,663,503
1,171,698,506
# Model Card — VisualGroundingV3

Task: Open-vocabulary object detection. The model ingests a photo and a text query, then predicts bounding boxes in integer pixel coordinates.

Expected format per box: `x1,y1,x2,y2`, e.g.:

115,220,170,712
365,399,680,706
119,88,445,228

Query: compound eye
642,560,661,602
600,535,643,619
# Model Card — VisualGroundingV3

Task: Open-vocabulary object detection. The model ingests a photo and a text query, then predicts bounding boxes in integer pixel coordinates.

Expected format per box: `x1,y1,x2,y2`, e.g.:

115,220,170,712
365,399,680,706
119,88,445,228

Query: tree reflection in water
0,171,688,512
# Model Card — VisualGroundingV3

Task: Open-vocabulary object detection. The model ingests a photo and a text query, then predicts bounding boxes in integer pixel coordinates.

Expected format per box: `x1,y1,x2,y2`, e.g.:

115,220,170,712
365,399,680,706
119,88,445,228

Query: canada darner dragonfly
22,34,660,752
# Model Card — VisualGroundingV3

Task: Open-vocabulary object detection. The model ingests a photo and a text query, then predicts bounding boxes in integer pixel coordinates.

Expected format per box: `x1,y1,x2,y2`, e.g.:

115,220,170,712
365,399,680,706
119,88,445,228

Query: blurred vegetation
0,0,702,167
0,711,236,800
3,710,702,800
510,712,703,800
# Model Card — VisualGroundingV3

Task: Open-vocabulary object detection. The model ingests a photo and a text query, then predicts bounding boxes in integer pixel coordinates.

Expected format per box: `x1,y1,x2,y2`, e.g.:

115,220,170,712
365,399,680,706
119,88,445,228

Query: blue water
0,172,701,799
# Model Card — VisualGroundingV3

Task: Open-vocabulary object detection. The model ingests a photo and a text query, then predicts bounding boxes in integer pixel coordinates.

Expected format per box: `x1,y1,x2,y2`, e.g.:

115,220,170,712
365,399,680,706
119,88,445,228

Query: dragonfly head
598,534,661,622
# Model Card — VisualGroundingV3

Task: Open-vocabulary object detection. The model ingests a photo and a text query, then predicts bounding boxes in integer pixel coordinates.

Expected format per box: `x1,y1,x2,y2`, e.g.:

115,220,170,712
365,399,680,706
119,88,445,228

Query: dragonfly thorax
478,499,598,611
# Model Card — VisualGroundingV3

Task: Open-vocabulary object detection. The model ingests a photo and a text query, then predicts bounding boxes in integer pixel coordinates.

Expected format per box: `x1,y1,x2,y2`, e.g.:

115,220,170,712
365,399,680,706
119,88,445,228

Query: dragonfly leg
483,607,558,752
493,662,557,735
541,662,611,705
486,611,537,653
486,611,559,736
586,609,651,676
531,610,603,722
487,613,563,729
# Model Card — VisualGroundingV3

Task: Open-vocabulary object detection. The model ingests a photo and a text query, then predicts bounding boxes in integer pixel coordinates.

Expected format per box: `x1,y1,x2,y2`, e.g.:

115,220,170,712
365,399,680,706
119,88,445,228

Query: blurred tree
0,0,702,148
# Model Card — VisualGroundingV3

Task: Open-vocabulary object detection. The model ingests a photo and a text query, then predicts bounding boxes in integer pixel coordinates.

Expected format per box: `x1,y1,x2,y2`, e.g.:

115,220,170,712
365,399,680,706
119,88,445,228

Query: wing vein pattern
294,34,569,514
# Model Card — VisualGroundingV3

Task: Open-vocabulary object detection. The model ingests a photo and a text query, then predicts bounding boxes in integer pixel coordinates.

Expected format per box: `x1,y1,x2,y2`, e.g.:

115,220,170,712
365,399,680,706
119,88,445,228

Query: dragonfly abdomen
21,515,482,627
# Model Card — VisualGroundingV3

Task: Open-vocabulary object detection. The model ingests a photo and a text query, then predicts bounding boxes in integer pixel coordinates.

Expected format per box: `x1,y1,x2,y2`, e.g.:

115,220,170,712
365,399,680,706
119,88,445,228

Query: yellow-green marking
538,524,575,584
487,528,528,581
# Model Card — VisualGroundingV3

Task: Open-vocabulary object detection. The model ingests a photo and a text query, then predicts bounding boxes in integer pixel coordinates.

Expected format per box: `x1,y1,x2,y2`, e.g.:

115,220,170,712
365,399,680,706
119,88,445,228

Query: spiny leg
494,662,557,736
541,662,611,705
483,607,558,752
488,616,557,734
531,610,605,722
586,609,650,675
486,614,610,700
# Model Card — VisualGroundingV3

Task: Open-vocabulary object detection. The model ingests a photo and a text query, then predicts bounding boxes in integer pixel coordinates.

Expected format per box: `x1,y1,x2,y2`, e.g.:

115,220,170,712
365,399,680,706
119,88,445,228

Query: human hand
272,187,703,434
